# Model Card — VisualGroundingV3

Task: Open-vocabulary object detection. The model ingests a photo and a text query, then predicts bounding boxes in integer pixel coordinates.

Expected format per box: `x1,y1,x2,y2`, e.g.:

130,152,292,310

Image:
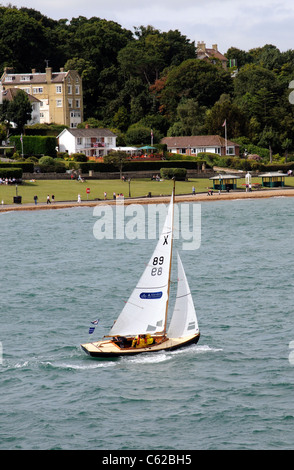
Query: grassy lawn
1,176,294,205
0,178,207,204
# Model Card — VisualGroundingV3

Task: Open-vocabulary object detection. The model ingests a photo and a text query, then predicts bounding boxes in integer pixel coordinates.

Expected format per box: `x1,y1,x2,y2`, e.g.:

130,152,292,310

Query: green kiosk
259,172,287,188
209,174,240,191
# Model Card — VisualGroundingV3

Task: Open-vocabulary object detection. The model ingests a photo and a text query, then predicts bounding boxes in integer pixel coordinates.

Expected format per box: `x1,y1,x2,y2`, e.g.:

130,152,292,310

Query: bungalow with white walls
57,128,117,157
161,135,240,156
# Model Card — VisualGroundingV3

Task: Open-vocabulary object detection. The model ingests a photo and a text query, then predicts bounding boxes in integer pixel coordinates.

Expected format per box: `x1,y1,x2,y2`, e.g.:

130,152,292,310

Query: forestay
109,194,174,337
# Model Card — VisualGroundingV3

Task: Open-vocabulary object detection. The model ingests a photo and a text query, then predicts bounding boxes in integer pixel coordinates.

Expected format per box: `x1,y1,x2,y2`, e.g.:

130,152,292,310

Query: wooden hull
81,333,200,358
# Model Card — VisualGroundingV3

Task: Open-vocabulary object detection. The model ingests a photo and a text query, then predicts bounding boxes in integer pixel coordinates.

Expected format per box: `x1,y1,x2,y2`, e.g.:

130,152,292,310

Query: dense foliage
0,6,294,157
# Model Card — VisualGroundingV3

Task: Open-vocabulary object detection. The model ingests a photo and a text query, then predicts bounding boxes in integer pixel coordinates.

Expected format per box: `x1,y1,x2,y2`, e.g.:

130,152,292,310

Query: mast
163,179,175,336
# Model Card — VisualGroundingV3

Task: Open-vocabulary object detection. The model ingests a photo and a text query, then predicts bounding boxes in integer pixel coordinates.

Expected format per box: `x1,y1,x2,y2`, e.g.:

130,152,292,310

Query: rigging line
124,301,144,309
175,293,192,299
134,283,168,289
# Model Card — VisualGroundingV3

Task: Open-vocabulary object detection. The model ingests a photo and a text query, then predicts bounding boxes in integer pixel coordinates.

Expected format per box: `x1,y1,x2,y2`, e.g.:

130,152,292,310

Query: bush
71,153,87,162
160,167,187,180
38,156,65,173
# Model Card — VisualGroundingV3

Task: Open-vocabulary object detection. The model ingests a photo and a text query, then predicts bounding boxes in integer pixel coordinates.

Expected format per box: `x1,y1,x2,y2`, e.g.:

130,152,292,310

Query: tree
125,126,155,146
167,99,206,136
204,96,248,138
281,138,292,162
5,90,32,133
0,7,54,70
158,59,233,120
258,126,279,163
225,47,252,68
104,151,129,178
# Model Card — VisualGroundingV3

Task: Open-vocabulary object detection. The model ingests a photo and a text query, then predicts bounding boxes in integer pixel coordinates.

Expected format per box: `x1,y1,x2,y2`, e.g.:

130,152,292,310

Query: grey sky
5,0,294,53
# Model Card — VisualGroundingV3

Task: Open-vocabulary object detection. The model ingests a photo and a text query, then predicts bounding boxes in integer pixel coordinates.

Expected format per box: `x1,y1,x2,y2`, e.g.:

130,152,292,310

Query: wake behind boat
81,190,200,358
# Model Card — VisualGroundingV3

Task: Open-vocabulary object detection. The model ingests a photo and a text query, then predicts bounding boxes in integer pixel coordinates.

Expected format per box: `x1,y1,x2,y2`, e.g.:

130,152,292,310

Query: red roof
161,135,239,148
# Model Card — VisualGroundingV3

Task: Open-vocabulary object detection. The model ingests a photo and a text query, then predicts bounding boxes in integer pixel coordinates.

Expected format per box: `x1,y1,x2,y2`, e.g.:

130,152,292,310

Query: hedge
78,160,203,173
0,162,34,172
0,167,23,179
10,135,57,157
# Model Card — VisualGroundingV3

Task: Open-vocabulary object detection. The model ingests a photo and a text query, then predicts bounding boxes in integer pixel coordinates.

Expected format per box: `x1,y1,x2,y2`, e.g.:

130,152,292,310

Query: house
0,67,83,128
161,135,240,157
196,42,228,70
1,88,41,126
57,128,117,157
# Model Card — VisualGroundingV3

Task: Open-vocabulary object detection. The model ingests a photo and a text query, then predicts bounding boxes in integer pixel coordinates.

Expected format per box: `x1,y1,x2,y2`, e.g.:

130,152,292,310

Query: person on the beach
47,195,51,204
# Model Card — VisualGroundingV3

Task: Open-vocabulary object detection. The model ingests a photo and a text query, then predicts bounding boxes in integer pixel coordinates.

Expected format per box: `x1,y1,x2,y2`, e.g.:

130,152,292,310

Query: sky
4,0,294,53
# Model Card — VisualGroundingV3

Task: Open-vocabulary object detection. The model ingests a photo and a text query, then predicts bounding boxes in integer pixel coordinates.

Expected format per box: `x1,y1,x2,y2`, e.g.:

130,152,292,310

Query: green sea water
0,197,294,450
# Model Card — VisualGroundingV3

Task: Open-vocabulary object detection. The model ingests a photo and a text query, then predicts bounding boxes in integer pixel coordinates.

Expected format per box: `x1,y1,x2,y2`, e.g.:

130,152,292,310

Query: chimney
46,67,52,83
60,67,64,72
212,44,218,51
32,68,36,74
197,41,206,52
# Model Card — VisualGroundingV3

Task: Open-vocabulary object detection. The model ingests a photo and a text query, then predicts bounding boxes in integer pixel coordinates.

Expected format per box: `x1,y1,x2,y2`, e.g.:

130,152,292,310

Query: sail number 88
151,256,164,276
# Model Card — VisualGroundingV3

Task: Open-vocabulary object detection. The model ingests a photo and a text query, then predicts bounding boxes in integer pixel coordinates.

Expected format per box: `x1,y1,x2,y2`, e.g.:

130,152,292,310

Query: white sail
109,193,174,337
167,253,199,338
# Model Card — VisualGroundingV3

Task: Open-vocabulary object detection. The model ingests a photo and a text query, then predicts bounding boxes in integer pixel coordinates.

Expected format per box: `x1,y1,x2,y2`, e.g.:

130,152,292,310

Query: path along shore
0,188,294,212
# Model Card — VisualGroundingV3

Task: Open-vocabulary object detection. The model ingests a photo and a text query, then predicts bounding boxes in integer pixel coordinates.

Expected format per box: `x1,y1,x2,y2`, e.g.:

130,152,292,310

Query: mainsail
109,193,174,337
167,253,199,338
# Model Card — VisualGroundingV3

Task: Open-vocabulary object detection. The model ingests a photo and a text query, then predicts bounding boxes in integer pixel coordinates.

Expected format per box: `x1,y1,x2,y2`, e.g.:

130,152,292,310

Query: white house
1,88,41,126
57,128,117,157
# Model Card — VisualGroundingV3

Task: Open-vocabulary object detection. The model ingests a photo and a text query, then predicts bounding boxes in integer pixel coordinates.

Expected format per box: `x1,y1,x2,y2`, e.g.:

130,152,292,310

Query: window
68,99,73,108
56,99,62,107
56,85,62,93
33,87,43,94
226,147,234,155
75,85,80,95
21,76,30,81
77,137,82,145
68,85,72,94
75,99,80,108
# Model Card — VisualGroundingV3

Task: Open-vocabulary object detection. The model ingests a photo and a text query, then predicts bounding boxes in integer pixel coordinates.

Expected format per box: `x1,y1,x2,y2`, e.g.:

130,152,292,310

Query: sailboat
81,191,200,358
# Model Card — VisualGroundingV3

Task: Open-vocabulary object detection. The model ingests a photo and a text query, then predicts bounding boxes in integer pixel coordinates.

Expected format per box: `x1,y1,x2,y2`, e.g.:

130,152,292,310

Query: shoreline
0,188,294,212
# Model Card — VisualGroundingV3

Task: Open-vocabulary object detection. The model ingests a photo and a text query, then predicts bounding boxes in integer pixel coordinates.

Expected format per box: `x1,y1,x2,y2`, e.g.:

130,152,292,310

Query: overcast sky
5,0,294,53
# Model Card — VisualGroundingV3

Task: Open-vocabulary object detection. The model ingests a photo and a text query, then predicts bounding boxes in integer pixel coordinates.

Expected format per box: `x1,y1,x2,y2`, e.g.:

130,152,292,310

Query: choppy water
0,197,294,450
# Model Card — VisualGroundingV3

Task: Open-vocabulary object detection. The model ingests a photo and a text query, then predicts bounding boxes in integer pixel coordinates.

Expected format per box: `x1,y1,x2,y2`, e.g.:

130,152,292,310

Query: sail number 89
151,256,164,276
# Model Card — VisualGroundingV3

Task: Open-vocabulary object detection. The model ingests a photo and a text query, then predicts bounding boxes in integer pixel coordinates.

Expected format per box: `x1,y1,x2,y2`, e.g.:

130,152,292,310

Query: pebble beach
0,187,294,212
